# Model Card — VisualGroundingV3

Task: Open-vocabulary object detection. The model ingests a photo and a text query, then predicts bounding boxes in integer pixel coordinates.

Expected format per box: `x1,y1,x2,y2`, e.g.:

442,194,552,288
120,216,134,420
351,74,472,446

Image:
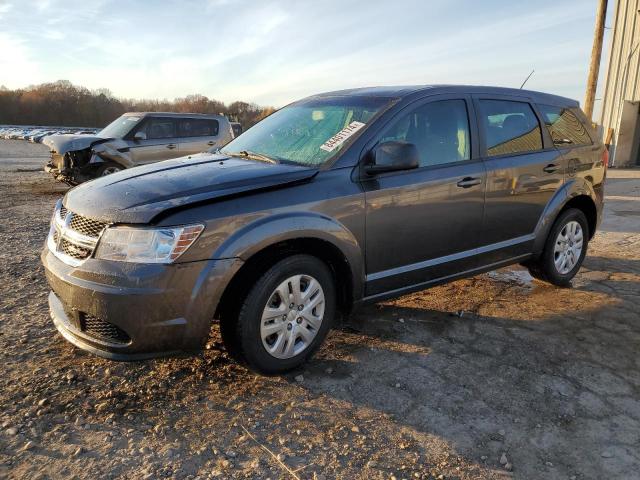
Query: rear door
474,96,565,262
128,117,181,164
537,103,602,188
363,95,486,296
177,118,221,155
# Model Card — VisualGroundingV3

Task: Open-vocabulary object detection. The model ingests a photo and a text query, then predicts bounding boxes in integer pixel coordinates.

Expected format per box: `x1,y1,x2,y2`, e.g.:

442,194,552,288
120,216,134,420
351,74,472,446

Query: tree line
0,80,276,128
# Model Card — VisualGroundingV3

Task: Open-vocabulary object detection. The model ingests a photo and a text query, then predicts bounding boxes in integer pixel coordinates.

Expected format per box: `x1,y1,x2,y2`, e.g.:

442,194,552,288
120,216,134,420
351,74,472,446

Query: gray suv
43,112,234,184
42,85,606,374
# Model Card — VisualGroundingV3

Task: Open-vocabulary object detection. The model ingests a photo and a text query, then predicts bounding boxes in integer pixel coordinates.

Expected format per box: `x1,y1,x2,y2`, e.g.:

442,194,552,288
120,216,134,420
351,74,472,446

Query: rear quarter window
178,119,219,137
479,99,543,156
538,104,592,147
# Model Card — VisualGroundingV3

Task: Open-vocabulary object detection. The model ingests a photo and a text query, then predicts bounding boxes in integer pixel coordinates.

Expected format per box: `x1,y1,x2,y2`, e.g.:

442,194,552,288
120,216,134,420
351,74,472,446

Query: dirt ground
0,139,638,480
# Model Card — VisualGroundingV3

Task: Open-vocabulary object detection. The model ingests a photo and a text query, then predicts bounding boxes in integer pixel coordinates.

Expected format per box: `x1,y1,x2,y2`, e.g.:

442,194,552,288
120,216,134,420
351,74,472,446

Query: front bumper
45,153,66,179
42,246,242,360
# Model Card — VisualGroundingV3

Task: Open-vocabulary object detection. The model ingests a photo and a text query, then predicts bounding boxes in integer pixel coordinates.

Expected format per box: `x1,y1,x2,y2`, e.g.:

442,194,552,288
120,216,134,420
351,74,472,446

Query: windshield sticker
320,121,366,152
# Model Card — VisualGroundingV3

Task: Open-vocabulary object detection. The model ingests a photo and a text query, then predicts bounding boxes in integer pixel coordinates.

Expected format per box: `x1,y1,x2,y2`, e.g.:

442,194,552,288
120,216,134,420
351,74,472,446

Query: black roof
314,85,578,107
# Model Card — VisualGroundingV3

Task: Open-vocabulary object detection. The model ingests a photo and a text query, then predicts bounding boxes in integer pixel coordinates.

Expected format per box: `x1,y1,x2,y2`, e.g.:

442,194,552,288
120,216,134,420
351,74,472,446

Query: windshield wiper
225,150,279,164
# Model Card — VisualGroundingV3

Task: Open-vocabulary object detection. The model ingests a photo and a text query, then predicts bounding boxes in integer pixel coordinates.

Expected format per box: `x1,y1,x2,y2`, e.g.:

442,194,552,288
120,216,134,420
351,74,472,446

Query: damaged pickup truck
43,112,234,184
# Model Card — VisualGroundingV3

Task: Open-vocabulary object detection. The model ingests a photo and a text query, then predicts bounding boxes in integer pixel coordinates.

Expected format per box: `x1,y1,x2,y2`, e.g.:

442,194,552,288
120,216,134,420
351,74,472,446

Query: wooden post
584,0,608,121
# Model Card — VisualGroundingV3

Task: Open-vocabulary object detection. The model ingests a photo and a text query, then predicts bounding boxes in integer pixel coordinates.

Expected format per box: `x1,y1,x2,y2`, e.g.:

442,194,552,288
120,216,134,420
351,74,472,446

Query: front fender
213,212,365,301
532,178,597,254
91,141,134,168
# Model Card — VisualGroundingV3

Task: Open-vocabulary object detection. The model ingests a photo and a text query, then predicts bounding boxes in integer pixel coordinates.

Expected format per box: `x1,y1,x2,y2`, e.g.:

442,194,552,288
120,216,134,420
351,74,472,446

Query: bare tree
0,81,273,128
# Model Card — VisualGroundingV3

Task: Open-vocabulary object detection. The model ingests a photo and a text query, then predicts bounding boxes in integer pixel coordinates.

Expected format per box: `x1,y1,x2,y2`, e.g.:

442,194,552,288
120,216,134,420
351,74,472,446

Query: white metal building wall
600,0,640,164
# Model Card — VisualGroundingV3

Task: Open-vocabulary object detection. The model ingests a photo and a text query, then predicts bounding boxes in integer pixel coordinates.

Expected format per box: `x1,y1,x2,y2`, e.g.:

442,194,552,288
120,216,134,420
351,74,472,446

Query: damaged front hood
43,134,111,154
63,153,318,224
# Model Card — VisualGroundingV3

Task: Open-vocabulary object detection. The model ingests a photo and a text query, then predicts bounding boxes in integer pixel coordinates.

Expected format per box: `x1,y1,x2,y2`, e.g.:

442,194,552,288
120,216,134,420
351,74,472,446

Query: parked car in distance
42,85,606,374
0,125,90,141
32,131,57,143
8,129,27,139
42,112,234,184
27,129,49,142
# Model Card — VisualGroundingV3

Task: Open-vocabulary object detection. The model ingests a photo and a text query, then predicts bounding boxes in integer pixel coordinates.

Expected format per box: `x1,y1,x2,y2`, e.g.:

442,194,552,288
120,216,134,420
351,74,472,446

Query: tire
95,162,122,177
527,208,589,287
221,254,336,374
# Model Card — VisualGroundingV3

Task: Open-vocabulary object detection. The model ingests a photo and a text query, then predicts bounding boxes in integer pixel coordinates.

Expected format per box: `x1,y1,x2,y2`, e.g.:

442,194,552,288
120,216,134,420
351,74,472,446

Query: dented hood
43,134,111,154
63,152,318,224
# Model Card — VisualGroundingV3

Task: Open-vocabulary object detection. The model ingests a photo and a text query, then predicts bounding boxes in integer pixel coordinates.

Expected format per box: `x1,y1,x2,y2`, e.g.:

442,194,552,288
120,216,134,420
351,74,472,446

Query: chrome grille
81,313,131,344
60,238,91,260
69,214,107,238
48,203,110,266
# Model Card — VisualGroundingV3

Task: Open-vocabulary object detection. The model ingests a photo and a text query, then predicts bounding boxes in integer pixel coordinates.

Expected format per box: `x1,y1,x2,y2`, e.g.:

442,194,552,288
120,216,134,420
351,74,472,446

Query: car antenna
520,69,535,89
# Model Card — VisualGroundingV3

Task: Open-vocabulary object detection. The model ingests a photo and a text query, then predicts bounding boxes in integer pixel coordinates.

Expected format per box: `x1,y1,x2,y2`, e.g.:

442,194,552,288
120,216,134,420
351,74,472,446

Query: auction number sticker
320,121,366,152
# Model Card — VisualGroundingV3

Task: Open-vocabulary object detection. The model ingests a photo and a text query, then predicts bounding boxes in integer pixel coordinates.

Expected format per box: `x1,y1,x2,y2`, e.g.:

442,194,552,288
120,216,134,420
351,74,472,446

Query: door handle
543,163,559,173
207,141,216,146
166,144,177,150
456,177,482,188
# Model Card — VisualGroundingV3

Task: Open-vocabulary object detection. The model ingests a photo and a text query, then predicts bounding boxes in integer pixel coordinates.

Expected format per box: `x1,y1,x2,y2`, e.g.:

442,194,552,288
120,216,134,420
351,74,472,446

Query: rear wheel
221,255,336,374
527,208,589,287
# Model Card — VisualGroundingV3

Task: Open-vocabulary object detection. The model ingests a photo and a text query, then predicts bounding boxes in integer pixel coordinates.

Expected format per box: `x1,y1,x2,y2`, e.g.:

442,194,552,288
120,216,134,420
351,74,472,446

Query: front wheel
221,255,336,374
96,162,122,177
527,208,589,287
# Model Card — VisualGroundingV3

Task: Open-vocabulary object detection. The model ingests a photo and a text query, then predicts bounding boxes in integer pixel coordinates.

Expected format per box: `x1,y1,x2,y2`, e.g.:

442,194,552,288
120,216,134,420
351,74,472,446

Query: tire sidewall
543,209,589,286
238,255,336,374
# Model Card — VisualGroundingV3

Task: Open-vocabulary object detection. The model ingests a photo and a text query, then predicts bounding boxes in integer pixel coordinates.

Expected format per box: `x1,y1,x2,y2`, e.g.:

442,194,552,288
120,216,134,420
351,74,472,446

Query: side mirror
133,131,147,141
364,141,420,175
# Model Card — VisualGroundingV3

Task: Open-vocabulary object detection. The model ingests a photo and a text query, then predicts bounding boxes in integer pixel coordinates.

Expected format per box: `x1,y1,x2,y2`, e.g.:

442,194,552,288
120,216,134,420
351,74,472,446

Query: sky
0,0,613,109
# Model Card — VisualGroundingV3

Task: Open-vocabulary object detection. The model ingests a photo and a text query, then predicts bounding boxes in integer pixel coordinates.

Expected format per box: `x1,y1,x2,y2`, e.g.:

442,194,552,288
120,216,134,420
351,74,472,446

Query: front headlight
95,224,204,263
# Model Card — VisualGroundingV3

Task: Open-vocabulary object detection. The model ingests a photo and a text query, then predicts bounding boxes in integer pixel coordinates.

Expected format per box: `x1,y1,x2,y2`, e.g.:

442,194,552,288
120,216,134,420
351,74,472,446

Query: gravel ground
0,139,639,480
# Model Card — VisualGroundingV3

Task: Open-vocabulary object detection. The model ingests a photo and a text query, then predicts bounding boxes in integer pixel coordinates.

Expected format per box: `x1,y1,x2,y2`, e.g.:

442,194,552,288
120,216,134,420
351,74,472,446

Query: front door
128,117,182,164
362,96,486,297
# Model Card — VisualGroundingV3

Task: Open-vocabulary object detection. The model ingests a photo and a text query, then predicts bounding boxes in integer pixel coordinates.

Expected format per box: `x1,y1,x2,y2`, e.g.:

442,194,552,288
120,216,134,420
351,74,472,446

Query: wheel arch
561,195,597,240
215,236,358,325
92,141,135,168
533,180,599,254
213,213,364,323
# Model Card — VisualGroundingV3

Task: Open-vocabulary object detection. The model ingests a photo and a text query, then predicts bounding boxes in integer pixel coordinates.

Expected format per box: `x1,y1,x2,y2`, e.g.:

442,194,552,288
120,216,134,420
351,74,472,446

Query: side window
380,99,471,167
538,104,592,147
178,119,219,138
138,118,176,140
479,100,543,156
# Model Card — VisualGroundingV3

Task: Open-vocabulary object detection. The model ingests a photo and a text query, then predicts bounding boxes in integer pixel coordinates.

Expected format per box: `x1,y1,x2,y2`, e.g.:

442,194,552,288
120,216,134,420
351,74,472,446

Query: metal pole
584,0,608,121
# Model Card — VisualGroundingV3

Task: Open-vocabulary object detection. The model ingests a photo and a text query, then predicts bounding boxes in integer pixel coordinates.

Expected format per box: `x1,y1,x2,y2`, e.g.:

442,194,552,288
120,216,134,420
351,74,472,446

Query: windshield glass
219,96,394,167
98,115,141,138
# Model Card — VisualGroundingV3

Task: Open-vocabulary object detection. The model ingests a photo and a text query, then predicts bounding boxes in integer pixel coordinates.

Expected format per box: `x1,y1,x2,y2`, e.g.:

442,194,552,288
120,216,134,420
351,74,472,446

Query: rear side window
380,99,471,167
178,119,219,137
538,104,592,147
479,100,543,156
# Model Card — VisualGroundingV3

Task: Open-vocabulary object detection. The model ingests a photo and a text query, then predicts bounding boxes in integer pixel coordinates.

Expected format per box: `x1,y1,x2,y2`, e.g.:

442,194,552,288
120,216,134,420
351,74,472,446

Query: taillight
602,148,609,171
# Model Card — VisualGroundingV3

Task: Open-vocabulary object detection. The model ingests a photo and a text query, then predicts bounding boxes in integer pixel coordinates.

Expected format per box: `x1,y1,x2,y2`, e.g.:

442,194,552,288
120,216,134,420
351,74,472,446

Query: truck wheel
222,255,336,374
96,162,122,177
527,208,589,287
